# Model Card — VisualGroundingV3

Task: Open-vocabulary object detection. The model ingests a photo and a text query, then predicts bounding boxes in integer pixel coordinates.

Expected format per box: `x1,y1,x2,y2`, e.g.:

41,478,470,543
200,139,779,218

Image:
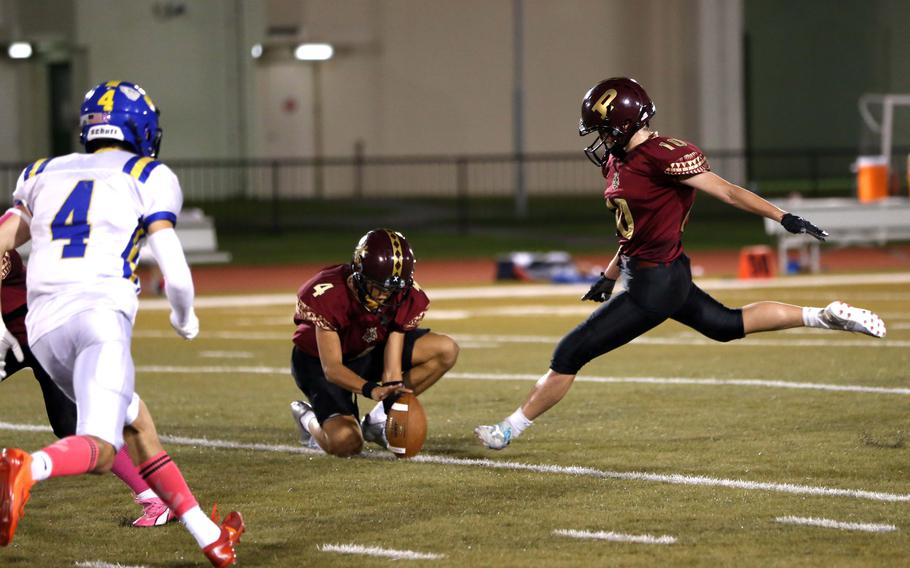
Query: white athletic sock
181,505,222,548
136,488,157,500
368,402,387,425
504,408,533,439
802,306,825,328
30,451,52,482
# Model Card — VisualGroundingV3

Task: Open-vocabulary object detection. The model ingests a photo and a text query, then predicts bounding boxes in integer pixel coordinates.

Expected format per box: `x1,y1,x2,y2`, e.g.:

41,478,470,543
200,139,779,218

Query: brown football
385,392,427,458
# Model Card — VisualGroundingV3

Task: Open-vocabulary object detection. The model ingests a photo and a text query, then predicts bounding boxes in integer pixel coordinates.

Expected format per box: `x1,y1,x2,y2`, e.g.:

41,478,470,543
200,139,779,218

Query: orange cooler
855,155,889,202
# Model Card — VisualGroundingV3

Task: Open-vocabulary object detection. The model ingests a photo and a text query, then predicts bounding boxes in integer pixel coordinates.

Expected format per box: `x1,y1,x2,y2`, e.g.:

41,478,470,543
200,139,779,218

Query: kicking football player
289,229,459,457
0,81,243,566
0,248,176,528
476,77,887,450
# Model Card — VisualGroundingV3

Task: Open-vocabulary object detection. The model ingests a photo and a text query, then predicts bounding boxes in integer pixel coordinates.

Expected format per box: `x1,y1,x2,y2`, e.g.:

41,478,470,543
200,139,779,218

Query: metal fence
1,147,906,233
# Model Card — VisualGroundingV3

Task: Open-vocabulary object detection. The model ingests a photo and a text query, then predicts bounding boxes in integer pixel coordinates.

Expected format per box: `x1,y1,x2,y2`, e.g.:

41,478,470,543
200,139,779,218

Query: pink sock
42,435,100,478
111,446,152,495
139,452,199,517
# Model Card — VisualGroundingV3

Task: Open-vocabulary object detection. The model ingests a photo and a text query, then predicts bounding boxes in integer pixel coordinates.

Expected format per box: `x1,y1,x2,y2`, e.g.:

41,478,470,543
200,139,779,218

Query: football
385,392,427,458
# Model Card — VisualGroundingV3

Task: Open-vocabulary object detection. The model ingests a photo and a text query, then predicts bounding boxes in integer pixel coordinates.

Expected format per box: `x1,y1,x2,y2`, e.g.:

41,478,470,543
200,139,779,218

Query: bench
762,197,910,273
145,208,232,265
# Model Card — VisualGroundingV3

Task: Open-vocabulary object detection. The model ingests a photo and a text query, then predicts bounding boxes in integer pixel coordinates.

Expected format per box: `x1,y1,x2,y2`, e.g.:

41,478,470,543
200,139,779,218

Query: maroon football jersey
1,250,28,344
602,134,710,263
292,264,430,359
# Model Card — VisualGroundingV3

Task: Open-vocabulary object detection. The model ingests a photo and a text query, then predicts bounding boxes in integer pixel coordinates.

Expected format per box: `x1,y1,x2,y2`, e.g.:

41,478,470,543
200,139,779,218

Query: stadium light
294,43,333,61
7,42,33,59
250,43,263,59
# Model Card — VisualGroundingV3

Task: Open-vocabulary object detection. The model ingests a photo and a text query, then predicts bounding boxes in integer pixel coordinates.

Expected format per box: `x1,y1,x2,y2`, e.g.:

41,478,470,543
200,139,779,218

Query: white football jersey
13,150,183,343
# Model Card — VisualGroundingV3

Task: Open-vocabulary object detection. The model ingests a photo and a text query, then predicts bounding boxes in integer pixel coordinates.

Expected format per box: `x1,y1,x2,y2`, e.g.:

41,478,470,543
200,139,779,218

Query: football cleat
819,301,886,338
290,400,315,445
132,495,177,528
0,448,35,546
202,510,245,567
474,422,513,451
360,415,388,449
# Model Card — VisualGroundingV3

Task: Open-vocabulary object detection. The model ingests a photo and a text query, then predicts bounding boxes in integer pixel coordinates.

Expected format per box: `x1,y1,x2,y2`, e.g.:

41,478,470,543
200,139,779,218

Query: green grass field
0,275,908,566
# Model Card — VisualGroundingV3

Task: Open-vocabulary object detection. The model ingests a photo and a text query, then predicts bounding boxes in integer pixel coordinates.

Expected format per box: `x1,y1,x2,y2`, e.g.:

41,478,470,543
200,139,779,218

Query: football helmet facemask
579,77,655,166
79,81,162,158
351,229,416,313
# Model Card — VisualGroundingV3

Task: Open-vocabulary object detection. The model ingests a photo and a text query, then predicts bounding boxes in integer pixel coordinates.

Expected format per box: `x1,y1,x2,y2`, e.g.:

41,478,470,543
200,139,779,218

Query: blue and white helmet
79,80,162,158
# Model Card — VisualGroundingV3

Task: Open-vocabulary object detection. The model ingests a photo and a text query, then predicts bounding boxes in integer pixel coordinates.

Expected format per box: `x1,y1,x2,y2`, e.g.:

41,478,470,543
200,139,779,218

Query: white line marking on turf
318,543,444,560
131,329,908,348
136,271,910,310
452,333,909,349
75,562,149,568
775,516,898,532
554,528,676,544
198,351,255,359
447,372,910,396
2,422,907,503
130,366,910,397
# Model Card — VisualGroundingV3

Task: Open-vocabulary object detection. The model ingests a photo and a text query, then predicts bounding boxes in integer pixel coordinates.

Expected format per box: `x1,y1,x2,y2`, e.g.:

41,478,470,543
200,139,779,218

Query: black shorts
290,328,430,424
550,254,744,375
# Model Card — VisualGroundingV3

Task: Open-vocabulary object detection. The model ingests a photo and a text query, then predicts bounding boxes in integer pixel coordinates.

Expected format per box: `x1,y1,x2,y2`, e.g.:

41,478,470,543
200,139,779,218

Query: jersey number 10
51,180,94,258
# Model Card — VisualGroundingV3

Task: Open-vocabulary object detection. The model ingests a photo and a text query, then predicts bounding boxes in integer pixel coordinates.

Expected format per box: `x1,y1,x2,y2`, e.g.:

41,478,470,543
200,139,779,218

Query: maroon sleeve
646,137,710,177
293,269,349,332
392,285,430,332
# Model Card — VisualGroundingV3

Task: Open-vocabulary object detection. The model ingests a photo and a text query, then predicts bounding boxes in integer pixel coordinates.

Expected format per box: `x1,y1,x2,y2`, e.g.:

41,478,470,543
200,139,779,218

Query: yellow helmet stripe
384,229,404,277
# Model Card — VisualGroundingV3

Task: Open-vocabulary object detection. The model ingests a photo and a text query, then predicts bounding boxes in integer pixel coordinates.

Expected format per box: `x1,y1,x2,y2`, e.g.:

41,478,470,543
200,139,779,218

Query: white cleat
290,400,315,445
360,415,388,449
474,422,513,450
819,301,886,338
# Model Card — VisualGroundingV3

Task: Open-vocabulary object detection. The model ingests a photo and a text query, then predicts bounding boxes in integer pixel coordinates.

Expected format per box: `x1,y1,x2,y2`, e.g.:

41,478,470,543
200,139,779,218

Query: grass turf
0,279,907,566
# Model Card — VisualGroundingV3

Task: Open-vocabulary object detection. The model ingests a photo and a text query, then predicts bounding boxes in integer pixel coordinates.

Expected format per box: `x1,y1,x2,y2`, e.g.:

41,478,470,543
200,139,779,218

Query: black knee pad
702,308,745,342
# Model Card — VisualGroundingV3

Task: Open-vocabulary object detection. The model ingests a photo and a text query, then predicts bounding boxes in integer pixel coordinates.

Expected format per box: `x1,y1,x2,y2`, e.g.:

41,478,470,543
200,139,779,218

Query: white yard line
130,365,910,397
198,351,255,359
775,516,897,532
136,272,910,311
132,329,907,348
553,528,676,545
318,543,444,560
1,421,907,503
74,562,149,568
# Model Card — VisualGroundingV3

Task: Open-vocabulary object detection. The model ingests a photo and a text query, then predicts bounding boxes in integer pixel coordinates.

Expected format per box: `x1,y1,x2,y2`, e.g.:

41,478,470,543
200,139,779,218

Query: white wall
253,0,735,159
73,0,250,160
0,0,743,163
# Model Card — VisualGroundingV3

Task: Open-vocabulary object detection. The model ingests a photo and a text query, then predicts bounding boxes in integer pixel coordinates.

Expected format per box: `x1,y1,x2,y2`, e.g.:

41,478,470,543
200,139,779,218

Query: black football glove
780,213,828,241
581,274,616,302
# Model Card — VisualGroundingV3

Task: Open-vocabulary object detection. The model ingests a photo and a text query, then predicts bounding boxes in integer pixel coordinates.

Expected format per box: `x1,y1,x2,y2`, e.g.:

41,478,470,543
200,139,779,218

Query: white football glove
0,325,25,380
170,309,200,340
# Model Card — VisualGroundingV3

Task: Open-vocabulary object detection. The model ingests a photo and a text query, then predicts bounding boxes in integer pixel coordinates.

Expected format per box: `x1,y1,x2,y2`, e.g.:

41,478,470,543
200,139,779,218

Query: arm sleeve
661,142,710,177
147,228,195,323
295,282,344,331
141,164,184,229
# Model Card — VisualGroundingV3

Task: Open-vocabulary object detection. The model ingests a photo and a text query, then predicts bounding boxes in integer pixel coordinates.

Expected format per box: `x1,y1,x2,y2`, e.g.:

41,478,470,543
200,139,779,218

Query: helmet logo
119,85,141,101
593,88,617,120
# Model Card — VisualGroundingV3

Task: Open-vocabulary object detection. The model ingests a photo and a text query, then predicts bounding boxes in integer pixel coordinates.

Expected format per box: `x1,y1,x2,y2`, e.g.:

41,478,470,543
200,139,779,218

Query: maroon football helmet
579,77,656,165
351,229,416,312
